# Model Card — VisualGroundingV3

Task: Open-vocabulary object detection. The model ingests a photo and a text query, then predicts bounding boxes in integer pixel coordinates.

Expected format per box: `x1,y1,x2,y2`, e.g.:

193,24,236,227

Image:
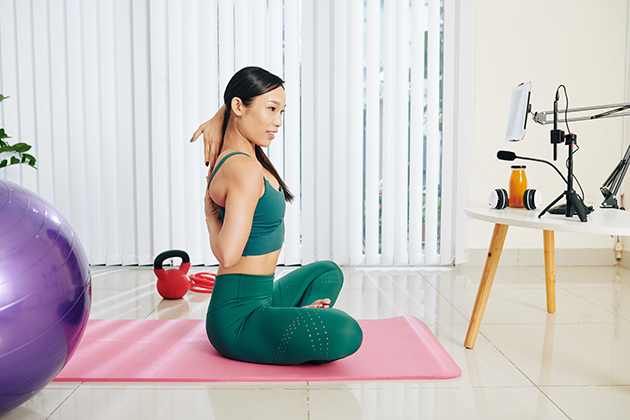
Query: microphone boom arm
533,102,630,125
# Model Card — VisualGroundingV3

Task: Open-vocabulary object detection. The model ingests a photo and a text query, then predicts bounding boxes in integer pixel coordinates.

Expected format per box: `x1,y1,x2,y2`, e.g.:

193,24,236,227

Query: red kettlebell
153,250,191,299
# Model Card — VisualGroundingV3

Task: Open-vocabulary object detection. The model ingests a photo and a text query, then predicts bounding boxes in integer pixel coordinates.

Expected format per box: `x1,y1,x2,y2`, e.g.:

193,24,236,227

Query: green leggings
205,261,363,365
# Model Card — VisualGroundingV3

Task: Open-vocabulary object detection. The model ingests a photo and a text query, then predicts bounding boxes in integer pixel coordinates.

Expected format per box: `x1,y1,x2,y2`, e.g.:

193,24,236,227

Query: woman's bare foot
303,298,331,309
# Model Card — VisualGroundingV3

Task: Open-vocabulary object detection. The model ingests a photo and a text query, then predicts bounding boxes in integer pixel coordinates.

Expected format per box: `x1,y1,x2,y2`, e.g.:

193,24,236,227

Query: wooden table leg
543,230,556,313
464,223,509,349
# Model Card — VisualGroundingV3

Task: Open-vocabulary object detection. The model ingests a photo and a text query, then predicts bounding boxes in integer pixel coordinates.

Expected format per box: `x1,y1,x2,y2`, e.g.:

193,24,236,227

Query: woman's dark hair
221,66,293,202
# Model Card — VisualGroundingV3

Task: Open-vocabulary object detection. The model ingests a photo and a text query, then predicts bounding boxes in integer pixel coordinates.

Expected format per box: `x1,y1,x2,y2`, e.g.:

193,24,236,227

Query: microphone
497,150,567,183
497,150,516,161
550,90,564,161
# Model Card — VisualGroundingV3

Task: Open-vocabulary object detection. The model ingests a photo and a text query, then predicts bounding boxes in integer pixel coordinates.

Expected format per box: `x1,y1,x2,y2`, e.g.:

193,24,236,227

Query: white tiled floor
7,264,630,419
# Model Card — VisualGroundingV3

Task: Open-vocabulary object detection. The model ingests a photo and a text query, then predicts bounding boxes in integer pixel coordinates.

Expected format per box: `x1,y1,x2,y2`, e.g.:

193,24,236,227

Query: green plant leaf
21,153,37,167
0,144,30,154
10,142,31,153
0,95,37,170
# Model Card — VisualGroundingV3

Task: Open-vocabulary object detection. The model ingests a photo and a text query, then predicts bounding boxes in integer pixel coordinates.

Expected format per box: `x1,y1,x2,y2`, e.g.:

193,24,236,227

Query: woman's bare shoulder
217,152,263,189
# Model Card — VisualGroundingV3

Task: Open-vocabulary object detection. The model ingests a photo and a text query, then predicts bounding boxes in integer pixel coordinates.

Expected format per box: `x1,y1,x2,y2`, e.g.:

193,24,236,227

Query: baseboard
464,248,619,266
122,254,139,266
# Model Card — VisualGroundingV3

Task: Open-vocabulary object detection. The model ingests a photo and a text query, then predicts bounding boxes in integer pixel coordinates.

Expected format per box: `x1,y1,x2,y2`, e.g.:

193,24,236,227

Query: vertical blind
0,0,455,267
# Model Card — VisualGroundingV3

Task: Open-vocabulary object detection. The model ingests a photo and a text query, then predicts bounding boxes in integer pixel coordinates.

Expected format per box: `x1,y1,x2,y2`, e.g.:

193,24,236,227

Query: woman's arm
205,189,223,261
206,157,263,268
190,104,226,168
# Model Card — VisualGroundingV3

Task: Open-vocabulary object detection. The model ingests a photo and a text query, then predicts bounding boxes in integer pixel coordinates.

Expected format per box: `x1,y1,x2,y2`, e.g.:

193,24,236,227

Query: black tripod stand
538,133,593,222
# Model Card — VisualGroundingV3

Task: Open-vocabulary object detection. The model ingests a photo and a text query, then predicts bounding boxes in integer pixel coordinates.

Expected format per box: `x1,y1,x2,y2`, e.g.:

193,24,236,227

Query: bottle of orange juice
509,165,527,208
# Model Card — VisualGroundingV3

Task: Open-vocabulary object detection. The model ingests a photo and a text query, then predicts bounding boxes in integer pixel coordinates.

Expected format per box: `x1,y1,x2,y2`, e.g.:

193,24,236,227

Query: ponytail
254,146,294,202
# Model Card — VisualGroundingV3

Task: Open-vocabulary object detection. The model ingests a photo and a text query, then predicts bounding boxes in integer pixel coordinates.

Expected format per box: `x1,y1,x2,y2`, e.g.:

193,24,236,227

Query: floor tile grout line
145,306,159,320
413,267,477,326
424,274,630,327
90,268,137,278
306,383,311,420
537,384,630,389
360,270,406,314
535,386,573,419
562,287,630,322
436,289,470,322
44,382,84,420
479,329,574,420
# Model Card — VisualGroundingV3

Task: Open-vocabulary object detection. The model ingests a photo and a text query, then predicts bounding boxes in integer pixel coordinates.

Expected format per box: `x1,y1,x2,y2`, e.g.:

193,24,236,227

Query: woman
194,66,362,365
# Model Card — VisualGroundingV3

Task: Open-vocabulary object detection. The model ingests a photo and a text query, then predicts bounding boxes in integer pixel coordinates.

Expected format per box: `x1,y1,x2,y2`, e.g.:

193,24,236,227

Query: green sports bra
207,152,285,256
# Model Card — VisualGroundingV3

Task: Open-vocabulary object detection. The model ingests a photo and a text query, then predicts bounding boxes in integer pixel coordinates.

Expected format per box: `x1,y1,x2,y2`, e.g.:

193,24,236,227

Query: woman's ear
231,97,244,116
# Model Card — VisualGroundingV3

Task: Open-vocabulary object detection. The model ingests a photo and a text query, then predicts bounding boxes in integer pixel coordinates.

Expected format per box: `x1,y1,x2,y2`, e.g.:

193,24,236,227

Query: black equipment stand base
538,189,593,222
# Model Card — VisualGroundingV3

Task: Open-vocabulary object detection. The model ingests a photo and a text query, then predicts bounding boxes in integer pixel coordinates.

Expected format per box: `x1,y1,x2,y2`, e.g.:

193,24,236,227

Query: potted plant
0,94,37,169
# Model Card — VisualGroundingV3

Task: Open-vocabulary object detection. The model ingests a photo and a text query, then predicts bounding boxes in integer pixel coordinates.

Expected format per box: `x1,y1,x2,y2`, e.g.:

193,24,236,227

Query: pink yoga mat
54,316,460,382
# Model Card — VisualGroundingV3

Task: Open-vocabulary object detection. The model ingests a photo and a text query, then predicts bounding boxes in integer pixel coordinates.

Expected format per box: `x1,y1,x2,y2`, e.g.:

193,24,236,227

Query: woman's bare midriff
216,248,282,276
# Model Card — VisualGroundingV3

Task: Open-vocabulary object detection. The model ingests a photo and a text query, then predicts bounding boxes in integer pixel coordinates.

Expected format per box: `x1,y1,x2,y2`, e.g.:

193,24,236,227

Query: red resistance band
188,272,216,293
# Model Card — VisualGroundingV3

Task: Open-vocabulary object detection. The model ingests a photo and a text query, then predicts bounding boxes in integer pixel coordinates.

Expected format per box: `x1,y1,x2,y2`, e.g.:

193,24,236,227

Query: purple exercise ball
0,179,91,416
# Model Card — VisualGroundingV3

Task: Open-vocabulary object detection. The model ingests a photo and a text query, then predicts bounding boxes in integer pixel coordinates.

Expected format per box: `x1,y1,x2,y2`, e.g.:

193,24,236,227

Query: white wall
465,0,630,263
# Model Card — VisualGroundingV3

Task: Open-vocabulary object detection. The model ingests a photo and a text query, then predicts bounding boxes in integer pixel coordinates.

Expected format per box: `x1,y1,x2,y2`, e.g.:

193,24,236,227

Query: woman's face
236,86,286,148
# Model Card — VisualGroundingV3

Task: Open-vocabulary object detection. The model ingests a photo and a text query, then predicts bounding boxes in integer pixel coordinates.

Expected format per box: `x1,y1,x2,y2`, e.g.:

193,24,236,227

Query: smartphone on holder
505,81,531,142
